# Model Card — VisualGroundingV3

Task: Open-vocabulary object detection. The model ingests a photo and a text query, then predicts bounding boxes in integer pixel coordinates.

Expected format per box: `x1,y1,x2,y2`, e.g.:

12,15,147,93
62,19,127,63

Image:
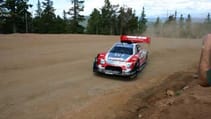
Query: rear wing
120,35,151,44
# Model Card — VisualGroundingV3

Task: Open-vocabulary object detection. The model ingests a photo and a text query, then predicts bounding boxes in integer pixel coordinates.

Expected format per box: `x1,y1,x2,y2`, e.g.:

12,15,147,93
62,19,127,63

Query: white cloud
82,0,104,15
136,0,211,18
53,0,70,16
29,0,70,16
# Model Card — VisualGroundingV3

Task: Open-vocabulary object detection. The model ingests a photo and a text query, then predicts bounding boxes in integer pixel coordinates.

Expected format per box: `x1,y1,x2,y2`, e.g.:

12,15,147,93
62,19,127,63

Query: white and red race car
93,35,151,79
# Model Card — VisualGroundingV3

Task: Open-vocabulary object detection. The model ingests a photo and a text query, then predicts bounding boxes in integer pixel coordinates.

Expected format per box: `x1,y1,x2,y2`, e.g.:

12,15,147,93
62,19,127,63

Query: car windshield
110,46,133,55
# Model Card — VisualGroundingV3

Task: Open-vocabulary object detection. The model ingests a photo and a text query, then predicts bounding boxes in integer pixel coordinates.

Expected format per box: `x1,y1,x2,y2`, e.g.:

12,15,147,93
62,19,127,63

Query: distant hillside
81,16,206,28
147,17,206,23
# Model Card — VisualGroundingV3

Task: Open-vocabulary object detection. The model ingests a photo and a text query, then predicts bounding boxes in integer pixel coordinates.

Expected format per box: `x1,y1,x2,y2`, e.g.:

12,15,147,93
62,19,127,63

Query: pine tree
54,15,67,33
68,0,85,33
0,0,8,33
165,15,175,24
101,0,113,34
36,0,42,17
154,17,161,35
154,17,160,27
117,7,126,35
63,10,67,21
205,13,210,23
139,7,147,34
127,9,138,34
179,14,185,37
40,0,56,33
42,0,55,18
87,8,101,34
0,0,32,33
186,14,192,37
204,13,211,35
110,4,119,35
62,10,68,32
174,11,177,21
117,7,138,35
33,0,62,33
33,0,42,32
163,13,177,37
179,14,184,26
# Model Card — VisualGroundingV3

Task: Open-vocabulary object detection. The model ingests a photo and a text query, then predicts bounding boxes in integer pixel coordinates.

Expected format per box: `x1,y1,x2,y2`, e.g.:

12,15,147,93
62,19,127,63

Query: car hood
107,52,131,62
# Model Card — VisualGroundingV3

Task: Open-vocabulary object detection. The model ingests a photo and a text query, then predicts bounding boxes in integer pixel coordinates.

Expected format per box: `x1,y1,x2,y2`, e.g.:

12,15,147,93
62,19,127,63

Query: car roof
113,42,136,49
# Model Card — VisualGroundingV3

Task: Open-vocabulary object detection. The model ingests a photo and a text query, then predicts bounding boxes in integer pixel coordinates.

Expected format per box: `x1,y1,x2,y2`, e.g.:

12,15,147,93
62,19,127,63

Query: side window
136,45,140,53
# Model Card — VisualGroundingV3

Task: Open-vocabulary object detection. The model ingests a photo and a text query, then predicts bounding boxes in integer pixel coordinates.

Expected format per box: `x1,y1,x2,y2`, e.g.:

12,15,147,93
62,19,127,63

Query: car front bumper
93,64,136,76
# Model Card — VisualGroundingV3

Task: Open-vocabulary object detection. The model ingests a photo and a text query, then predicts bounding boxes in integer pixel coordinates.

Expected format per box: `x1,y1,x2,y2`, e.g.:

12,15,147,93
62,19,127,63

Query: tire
128,61,139,80
128,72,137,80
93,58,98,72
145,53,148,64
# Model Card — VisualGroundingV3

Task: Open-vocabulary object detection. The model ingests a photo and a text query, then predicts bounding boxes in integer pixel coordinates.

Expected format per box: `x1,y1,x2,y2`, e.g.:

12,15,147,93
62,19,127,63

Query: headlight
126,62,132,68
100,59,105,64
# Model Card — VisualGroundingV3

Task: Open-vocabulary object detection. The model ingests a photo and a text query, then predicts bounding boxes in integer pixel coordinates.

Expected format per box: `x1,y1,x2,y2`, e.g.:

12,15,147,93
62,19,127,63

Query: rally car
93,35,151,79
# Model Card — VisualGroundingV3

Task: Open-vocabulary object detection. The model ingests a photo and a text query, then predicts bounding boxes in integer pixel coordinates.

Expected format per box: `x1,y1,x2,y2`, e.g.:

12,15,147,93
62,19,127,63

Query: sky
29,0,211,18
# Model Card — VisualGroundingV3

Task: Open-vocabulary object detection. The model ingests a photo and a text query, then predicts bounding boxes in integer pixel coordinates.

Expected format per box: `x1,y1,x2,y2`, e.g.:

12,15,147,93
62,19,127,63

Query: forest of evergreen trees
149,12,211,38
0,0,210,38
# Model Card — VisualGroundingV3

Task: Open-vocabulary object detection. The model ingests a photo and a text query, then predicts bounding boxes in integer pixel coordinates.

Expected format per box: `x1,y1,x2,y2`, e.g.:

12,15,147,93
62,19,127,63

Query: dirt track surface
0,34,201,119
